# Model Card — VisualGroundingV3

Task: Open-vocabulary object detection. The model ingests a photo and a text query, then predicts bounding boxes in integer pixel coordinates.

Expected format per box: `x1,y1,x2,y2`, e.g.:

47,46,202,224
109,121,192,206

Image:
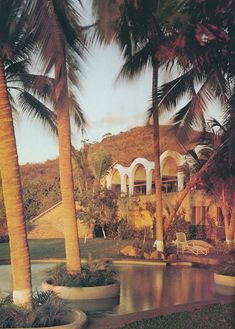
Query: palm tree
0,0,56,307
93,0,186,252
30,1,86,273
157,0,234,231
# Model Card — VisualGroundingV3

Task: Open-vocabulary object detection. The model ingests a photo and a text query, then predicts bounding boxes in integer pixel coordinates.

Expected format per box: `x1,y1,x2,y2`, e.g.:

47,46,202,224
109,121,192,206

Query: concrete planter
42,281,120,300
214,273,235,287
42,281,120,312
6,310,87,329
214,273,235,296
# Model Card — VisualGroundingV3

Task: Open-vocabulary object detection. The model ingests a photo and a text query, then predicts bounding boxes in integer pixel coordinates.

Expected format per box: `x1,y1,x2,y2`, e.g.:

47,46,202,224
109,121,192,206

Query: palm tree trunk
152,63,164,252
0,61,32,308
223,190,235,245
56,58,81,274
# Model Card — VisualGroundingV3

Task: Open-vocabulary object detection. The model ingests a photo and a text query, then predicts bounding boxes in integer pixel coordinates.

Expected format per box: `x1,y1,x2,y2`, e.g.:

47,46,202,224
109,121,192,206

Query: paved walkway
87,296,234,329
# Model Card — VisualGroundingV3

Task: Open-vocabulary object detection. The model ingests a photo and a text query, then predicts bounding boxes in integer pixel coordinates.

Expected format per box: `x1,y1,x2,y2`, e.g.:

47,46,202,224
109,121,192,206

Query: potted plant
0,291,87,329
42,261,120,311
214,260,235,286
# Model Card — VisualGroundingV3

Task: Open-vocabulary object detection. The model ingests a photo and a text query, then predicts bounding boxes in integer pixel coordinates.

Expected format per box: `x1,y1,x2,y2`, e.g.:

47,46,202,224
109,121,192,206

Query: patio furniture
173,232,208,255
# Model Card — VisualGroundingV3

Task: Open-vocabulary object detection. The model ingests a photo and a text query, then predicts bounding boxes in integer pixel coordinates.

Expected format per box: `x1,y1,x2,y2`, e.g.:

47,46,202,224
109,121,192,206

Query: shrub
0,235,9,243
117,219,152,241
212,241,235,256
46,262,118,287
117,219,137,240
164,210,189,245
163,243,177,258
0,291,69,328
216,260,235,276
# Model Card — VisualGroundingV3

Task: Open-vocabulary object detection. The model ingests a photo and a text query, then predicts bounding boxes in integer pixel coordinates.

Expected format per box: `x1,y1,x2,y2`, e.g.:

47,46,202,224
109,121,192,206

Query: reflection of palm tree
0,1,57,307
93,0,185,252
32,1,86,273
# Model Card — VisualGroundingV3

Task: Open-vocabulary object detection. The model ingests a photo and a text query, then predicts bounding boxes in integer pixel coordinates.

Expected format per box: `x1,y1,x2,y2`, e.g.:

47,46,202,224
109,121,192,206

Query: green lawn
119,303,235,329
0,238,130,261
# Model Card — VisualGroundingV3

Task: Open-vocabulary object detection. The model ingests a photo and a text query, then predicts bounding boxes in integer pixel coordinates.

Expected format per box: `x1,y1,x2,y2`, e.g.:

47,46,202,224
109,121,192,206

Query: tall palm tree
157,0,234,231
30,1,86,273
93,0,186,252
0,0,56,307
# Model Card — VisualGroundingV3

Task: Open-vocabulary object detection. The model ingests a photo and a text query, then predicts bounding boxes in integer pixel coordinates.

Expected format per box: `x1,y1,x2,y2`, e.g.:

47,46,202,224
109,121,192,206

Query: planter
42,281,120,300
5,310,87,329
214,273,235,296
42,281,120,311
214,273,235,287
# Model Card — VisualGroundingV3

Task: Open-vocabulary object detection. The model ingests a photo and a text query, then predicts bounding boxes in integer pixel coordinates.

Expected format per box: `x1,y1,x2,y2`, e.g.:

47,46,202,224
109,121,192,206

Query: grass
0,238,130,261
118,303,235,329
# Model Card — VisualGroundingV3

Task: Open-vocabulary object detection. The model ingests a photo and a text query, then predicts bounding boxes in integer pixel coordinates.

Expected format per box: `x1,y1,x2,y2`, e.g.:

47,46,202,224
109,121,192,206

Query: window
162,176,178,193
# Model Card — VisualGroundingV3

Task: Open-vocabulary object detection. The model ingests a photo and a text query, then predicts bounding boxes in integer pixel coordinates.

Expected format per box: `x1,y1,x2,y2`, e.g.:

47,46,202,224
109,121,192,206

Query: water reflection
0,263,230,316
112,265,216,315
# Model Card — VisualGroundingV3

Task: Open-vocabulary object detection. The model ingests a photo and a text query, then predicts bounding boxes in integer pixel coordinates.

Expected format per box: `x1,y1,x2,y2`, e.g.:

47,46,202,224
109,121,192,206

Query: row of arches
105,148,209,196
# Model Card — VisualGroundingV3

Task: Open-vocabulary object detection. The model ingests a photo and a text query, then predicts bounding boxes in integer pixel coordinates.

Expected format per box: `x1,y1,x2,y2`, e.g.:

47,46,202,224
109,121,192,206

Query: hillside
0,124,198,229
88,125,197,166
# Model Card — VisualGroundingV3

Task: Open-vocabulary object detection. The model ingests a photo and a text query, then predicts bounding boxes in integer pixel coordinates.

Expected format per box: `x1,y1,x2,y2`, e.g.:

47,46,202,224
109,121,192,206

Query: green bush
164,211,189,245
216,260,235,276
46,262,118,287
0,291,69,328
212,240,235,256
117,219,152,241
0,235,9,243
163,243,177,258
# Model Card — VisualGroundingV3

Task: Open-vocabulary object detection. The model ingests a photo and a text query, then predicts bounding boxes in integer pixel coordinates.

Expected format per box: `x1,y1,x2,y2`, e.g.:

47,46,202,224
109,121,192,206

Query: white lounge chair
173,232,208,255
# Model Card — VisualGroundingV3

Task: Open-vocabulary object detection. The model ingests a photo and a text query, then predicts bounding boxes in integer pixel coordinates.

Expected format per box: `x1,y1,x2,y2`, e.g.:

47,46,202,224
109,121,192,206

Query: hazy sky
14,0,222,165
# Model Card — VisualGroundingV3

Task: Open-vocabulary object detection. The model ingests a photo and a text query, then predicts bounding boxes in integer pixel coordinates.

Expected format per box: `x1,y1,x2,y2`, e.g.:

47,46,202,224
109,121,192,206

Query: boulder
120,245,138,257
150,251,158,260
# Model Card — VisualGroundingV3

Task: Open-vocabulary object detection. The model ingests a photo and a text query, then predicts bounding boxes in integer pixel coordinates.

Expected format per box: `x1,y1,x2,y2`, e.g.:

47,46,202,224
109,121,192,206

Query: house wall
118,190,218,230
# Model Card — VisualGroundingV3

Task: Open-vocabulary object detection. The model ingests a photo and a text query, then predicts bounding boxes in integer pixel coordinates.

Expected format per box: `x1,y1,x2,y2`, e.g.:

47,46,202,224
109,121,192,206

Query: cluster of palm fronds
0,291,69,328
46,262,117,287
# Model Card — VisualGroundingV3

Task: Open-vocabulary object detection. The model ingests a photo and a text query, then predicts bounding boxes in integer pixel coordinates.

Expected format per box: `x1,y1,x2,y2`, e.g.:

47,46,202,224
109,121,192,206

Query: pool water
0,263,224,315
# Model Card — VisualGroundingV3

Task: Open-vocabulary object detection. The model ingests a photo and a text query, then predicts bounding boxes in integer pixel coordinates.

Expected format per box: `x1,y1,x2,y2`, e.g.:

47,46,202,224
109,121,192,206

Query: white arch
129,158,154,196
106,152,191,195
160,150,186,192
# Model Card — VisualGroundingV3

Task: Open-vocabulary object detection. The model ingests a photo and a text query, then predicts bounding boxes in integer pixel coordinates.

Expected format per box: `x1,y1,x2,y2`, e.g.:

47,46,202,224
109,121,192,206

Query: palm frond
18,73,54,101
68,92,86,132
5,60,29,79
118,42,152,80
157,69,204,113
17,90,57,134
53,0,84,55
29,1,63,74
92,0,122,43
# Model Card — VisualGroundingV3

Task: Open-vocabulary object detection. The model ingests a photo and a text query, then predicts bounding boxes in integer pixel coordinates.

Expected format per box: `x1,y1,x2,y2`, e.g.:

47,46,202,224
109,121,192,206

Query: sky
14,1,222,165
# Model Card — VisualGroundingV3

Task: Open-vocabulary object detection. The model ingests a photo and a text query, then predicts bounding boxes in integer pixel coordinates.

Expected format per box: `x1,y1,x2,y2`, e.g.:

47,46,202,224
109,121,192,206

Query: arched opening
162,157,178,193
133,164,147,195
111,169,121,193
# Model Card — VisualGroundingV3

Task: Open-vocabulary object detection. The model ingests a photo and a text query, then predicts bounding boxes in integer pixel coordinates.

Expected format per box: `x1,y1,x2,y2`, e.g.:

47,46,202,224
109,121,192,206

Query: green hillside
0,124,198,231
88,125,197,166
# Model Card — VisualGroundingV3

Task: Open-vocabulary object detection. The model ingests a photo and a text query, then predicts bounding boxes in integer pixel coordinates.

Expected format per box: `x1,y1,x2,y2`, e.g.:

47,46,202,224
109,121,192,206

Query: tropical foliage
29,0,86,274
46,262,117,287
0,292,69,328
93,0,187,252
0,0,54,307
77,189,119,239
